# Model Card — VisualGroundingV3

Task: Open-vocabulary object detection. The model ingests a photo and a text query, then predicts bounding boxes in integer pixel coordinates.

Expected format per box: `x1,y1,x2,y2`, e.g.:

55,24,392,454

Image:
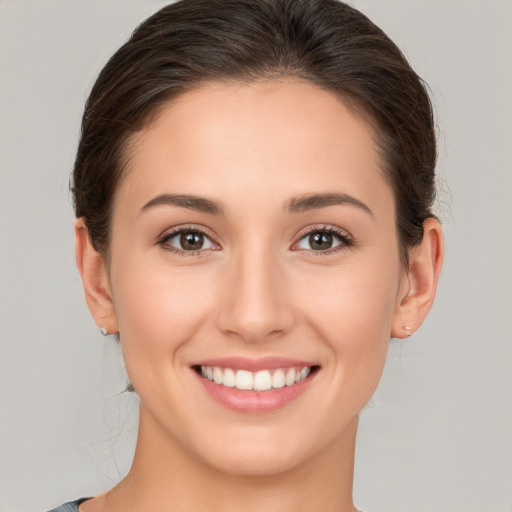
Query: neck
103,404,359,512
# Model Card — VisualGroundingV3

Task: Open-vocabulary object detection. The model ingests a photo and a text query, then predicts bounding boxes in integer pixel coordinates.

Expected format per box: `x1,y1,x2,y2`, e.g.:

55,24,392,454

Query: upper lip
191,356,318,372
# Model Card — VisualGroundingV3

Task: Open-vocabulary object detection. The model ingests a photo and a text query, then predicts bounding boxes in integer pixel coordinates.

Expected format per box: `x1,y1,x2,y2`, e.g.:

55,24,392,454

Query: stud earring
404,325,412,337
100,327,109,336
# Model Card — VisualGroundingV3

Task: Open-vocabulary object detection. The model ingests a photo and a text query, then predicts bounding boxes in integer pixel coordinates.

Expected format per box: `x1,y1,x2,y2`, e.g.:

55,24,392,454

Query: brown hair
73,0,436,265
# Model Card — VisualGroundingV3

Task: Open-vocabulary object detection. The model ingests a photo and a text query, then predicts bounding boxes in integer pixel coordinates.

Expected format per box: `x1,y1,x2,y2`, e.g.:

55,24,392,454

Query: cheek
109,253,217,379
294,257,399,387
297,257,398,334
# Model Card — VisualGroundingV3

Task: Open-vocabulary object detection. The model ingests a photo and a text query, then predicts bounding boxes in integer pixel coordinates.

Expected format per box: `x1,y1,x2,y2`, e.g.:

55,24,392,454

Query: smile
193,359,319,413
200,365,312,391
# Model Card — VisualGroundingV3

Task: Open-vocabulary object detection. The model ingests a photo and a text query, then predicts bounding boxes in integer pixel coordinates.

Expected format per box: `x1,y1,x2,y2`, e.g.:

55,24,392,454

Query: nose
216,247,295,343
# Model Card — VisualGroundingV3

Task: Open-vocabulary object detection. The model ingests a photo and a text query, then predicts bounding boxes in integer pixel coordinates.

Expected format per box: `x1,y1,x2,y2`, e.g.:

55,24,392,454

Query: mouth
191,359,319,413
194,364,318,391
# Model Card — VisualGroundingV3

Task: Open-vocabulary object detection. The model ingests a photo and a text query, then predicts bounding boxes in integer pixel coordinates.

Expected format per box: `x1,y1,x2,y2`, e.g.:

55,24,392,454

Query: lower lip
194,370,316,413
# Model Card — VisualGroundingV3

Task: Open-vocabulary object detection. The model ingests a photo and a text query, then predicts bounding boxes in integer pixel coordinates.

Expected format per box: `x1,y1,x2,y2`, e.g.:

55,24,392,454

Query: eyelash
157,226,218,257
293,225,353,256
156,225,353,256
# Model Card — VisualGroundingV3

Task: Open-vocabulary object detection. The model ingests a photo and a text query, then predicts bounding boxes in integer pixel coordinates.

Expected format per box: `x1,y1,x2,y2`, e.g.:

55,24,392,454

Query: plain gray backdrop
1,1,511,511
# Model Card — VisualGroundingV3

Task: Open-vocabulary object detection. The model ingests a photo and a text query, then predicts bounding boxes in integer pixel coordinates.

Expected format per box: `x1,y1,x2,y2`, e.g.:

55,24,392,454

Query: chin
186,416,349,478
201,442,307,477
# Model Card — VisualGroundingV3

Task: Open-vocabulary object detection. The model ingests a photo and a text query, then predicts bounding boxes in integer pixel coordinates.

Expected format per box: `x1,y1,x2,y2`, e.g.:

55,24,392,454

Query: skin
75,79,443,512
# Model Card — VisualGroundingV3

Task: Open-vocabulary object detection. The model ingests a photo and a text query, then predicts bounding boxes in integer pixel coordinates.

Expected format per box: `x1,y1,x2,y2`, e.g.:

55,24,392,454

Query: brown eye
294,228,351,253
159,229,217,253
180,232,204,250
309,232,333,250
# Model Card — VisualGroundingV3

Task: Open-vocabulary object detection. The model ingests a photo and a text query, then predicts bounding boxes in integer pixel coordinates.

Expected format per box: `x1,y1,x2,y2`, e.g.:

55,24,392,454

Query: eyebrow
286,192,373,217
139,193,224,215
139,191,372,217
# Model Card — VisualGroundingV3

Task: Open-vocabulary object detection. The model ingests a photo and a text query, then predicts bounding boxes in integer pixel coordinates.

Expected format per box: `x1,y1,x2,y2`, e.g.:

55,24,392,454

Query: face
106,80,406,475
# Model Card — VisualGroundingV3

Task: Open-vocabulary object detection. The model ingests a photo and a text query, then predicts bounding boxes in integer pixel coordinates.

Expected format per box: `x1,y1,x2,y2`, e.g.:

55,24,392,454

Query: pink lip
191,357,319,414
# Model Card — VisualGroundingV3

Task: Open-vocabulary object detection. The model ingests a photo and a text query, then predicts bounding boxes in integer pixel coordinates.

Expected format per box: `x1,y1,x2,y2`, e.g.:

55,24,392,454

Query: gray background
1,1,511,511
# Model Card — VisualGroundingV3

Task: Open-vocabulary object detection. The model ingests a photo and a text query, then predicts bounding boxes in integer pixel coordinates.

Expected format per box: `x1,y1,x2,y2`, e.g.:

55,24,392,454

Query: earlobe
74,218,118,334
391,218,444,338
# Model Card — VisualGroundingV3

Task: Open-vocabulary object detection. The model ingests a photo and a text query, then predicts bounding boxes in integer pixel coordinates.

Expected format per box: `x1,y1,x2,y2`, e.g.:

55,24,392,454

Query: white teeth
272,369,285,388
235,370,253,390
285,368,296,386
200,365,313,390
213,366,223,384
223,368,236,387
253,370,272,391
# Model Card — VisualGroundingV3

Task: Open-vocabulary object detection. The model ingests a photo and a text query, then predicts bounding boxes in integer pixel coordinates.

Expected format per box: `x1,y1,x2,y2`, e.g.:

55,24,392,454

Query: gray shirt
46,498,90,511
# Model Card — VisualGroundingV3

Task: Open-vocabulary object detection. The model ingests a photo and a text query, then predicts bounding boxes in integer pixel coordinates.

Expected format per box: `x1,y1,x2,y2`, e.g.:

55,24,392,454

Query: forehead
119,79,393,218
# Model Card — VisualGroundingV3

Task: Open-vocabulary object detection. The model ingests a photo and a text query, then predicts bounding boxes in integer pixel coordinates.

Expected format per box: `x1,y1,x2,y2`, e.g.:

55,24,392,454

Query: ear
74,218,118,335
391,218,444,339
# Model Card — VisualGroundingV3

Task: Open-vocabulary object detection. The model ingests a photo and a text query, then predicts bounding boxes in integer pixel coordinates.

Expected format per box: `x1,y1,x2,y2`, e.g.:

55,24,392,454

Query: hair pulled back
73,0,436,264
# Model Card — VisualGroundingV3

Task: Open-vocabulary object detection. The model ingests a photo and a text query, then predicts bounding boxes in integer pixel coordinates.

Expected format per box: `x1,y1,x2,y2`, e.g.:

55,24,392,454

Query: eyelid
157,224,221,255
291,225,353,253
155,223,352,256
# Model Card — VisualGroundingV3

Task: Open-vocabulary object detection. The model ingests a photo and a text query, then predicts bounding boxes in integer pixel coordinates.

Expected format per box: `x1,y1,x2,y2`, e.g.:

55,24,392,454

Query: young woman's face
107,80,407,474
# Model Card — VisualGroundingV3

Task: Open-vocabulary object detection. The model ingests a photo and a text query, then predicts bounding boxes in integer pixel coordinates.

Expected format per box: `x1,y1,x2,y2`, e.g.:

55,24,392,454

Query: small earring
100,327,109,336
404,325,412,337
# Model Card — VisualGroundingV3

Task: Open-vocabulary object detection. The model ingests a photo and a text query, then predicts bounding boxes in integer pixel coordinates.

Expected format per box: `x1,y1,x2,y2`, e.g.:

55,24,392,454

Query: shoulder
46,498,91,512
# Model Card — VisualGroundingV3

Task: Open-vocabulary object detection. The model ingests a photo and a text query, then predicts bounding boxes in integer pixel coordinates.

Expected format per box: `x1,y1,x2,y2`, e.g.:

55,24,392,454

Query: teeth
253,370,272,391
285,368,295,386
300,367,310,380
223,368,236,387
272,369,285,388
200,365,313,390
213,366,223,384
235,370,253,390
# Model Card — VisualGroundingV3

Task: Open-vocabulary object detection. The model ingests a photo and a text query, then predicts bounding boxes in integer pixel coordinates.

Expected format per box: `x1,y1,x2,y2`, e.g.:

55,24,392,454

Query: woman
50,0,443,510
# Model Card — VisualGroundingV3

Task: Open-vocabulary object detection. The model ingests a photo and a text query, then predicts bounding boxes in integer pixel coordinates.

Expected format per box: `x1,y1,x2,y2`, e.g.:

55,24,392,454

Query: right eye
158,228,218,254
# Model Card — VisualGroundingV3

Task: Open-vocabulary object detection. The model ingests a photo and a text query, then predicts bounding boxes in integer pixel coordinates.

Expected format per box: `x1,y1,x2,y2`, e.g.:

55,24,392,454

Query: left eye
295,230,349,251
160,230,217,252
